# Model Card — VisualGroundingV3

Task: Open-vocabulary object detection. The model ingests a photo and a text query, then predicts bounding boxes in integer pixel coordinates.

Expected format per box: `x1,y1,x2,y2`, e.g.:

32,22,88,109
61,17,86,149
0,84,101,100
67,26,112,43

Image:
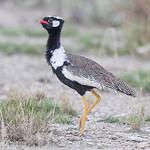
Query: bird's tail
115,79,136,97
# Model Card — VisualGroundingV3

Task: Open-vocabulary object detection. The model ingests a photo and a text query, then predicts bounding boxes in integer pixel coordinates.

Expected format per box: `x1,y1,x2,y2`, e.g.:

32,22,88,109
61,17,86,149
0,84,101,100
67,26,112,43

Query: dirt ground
0,53,150,150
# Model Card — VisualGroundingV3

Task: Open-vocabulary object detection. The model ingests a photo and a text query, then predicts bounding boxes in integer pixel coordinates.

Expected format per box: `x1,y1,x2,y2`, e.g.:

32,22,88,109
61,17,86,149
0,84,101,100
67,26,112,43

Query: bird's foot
79,116,88,130
79,117,85,135
78,104,89,135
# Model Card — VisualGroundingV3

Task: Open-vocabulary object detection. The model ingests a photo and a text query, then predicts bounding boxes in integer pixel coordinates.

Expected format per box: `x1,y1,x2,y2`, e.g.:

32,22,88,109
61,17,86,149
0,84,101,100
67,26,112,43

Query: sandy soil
0,53,150,150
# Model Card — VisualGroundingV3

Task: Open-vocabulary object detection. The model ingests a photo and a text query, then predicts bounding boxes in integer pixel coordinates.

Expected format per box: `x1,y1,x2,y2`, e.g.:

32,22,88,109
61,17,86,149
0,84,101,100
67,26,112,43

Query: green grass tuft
0,91,76,143
0,28,47,37
0,42,44,55
104,116,120,123
126,106,144,131
0,25,78,38
121,70,150,92
126,114,143,130
145,116,150,122
0,94,75,125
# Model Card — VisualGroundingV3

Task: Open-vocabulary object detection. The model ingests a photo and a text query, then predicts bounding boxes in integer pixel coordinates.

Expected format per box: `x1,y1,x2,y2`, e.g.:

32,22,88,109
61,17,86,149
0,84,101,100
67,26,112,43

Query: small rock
138,142,150,149
127,135,145,142
111,136,118,140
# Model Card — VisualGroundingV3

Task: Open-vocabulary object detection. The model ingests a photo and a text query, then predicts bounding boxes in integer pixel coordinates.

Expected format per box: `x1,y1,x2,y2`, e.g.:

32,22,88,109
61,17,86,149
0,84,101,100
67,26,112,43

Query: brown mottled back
66,53,136,97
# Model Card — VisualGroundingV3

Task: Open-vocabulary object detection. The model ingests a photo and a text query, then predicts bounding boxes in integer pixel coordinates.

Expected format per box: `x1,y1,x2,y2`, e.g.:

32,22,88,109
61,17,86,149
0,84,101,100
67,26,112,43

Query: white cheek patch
52,20,60,27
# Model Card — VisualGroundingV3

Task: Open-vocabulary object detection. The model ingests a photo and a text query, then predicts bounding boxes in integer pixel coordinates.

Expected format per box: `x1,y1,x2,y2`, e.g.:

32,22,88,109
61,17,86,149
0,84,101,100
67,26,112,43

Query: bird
39,16,136,135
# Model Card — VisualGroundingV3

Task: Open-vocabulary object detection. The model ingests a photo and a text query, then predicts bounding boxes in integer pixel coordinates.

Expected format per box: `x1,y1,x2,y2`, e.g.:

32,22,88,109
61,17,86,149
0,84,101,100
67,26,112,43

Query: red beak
40,20,48,25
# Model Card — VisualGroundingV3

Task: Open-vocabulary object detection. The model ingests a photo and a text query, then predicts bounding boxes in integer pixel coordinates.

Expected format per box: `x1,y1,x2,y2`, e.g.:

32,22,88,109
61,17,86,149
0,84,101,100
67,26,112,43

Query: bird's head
40,16,64,34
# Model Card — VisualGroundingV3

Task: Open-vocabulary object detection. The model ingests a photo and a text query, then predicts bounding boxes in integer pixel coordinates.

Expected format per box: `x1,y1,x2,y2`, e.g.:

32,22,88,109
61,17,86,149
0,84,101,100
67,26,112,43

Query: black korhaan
40,16,136,134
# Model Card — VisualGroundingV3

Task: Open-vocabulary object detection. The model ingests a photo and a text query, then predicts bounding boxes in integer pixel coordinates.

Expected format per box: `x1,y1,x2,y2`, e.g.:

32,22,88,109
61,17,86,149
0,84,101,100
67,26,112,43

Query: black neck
46,31,61,50
45,30,61,65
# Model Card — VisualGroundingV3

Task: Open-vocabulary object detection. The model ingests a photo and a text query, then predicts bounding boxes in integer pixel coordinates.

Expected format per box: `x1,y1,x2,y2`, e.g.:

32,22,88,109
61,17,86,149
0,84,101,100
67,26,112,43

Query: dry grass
104,98,146,131
0,91,76,145
126,105,145,131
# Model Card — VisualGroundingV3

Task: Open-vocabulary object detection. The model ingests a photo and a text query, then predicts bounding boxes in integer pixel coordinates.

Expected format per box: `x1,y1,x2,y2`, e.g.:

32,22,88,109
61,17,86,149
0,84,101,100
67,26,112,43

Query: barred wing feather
63,54,136,97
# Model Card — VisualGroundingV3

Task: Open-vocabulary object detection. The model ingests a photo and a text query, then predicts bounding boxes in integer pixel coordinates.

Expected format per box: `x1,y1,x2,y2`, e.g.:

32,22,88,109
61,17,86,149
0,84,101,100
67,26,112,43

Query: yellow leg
88,90,101,112
79,90,101,135
79,96,89,135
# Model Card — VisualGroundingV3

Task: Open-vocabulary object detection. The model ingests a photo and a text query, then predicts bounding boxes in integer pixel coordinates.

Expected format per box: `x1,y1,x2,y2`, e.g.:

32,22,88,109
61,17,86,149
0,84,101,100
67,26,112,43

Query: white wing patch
50,46,66,69
62,67,118,92
52,20,60,27
62,67,103,89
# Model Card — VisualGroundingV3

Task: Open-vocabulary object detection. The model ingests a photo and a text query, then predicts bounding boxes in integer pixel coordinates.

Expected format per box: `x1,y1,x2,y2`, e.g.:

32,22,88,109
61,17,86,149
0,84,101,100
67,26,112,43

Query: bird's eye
48,18,53,23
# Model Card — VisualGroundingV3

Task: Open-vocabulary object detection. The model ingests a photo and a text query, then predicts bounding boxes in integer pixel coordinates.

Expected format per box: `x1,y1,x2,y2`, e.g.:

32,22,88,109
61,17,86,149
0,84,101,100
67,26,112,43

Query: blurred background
0,0,150,56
